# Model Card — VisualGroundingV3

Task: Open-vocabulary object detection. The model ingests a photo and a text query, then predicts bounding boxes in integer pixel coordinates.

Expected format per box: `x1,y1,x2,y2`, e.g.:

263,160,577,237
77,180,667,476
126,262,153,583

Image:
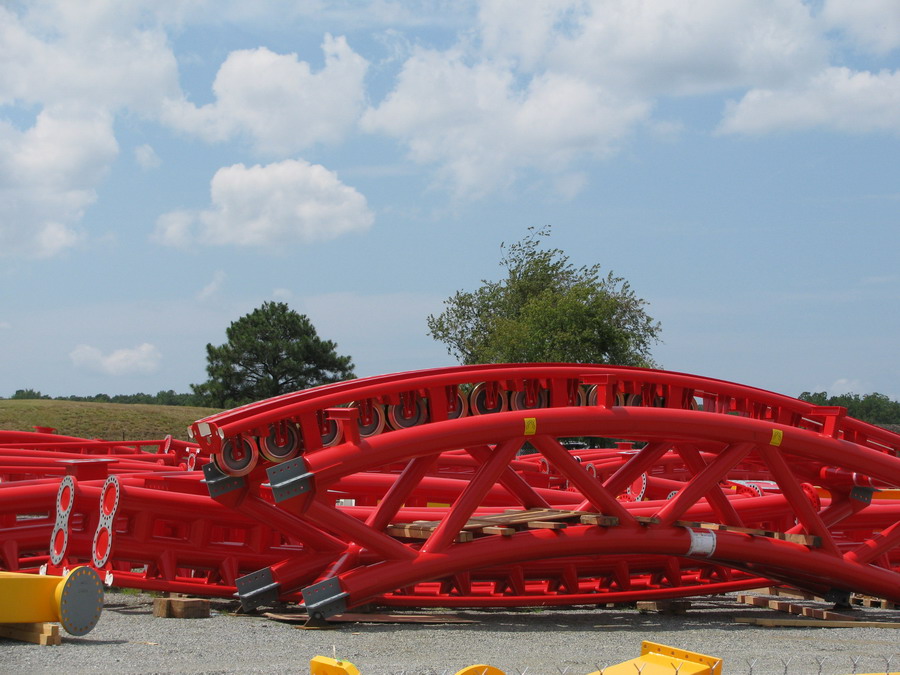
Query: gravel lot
3,591,900,675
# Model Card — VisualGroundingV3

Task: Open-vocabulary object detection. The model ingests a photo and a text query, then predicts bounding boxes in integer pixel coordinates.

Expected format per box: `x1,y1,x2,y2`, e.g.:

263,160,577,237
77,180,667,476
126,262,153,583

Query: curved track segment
189,365,900,615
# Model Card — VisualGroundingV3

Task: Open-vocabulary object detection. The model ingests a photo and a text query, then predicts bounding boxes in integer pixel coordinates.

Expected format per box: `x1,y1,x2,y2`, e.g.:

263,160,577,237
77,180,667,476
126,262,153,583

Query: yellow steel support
310,656,361,675
0,566,104,636
454,666,505,675
587,641,722,675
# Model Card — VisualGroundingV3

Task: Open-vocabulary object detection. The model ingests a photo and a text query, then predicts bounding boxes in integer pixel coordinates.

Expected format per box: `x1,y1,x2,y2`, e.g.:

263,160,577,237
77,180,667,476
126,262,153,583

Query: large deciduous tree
427,226,661,367
192,302,355,407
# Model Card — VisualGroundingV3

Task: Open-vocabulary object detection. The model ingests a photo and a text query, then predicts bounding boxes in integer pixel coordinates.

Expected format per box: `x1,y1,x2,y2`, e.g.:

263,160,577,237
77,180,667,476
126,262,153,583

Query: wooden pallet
852,594,899,610
736,594,855,621
0,622,61,645
388,508,617,540
743,586,824,601
152,596,210,619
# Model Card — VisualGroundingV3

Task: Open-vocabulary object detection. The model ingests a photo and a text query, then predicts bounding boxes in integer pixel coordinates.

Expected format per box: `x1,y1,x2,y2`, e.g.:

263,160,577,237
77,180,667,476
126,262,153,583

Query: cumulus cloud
0,2,179,258
162,35,368,155
70,343,162,376
362,50,649,196
0,4,180,113
0,105,118,258
719,67,900,135
153,159,374,248
197,270,226,301
823,0,900,55
362,0,832,196
135,144,161,169
478,0,824,95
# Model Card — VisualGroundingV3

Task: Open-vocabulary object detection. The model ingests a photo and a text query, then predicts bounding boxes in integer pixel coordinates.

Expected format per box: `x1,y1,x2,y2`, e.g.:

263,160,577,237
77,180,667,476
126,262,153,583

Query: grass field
0,399,223,441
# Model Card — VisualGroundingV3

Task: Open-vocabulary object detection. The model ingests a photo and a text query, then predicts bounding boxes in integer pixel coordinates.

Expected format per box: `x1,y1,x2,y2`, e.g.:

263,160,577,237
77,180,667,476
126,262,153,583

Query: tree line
798,391,900,426
7,227,899,426
10,388,206,407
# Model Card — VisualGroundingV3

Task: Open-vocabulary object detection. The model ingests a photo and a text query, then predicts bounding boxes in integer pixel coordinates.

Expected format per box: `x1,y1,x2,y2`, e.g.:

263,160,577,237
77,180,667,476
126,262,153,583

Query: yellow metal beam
0,566,103,636
587,641,722,675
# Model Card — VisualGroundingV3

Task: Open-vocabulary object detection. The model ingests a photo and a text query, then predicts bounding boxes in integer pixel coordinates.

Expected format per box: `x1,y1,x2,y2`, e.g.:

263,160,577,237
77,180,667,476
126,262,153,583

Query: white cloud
0,105,117,258
478,0,824,95
153,159,374,248
0,3,180,113
719,67,900,135
362,0,831,196
70,343,162,376
823,0,900,55
197,270,226,301
0,2,179,258
135,143,161,169
362,50,649,196
162,35,368,155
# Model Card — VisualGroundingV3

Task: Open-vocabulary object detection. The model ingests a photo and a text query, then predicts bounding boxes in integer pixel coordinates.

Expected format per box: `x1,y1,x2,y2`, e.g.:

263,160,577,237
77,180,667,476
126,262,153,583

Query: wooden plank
389,508,629,541
481,526,515,536
526,521,567,530
763,586,823,601
675,520,820,547
735,617,900,628
853,595,899,609
635,516,661,525
0,622,61,645
736,594,855,621
579,514,620,527
152,597,210,619
385,524,473,543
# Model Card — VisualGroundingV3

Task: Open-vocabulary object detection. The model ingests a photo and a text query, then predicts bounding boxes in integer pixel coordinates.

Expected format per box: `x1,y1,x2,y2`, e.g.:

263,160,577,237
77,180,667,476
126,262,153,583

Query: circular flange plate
59,566,104,636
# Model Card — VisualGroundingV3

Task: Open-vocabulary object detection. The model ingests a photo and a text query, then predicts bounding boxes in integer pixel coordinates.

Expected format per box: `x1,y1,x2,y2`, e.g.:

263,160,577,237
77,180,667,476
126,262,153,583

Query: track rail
2,364,900,615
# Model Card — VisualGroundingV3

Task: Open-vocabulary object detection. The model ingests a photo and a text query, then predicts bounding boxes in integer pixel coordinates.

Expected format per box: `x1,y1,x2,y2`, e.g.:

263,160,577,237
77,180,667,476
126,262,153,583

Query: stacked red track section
3,364,900,618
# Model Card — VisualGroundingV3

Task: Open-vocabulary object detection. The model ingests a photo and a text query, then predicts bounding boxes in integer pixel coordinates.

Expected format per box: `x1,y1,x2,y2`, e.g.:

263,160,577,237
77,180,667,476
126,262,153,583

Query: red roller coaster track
2,364,900,619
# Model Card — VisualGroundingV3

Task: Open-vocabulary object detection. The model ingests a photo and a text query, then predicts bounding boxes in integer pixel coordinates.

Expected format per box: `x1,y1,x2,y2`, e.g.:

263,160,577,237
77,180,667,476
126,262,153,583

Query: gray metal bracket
202,462,247,498
266,457,314,502
301,577,348,620
235,567,280,611
850,486,875,504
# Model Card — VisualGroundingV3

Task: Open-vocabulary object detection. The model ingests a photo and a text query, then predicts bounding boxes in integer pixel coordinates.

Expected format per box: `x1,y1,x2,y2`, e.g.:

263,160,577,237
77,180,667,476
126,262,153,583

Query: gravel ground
3,592,900,675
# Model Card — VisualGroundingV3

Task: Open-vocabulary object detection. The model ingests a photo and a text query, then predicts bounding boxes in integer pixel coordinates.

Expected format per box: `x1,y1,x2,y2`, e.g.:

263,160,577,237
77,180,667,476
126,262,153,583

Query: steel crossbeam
0,364,899,616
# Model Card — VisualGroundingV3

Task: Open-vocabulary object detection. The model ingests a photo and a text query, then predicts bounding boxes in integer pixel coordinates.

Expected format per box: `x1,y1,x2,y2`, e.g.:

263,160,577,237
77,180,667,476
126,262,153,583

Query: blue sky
1,0,898,401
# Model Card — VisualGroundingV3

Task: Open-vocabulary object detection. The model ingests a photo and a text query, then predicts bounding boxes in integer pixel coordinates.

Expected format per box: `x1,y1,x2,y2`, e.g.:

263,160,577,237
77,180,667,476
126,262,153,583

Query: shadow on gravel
53,636,129,646
105,602,153,615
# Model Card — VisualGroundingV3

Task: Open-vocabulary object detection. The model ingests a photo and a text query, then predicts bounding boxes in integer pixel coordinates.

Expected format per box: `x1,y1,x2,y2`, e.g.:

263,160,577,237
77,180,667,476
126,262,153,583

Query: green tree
11,388,50,399
192,301,355,407
798,391,900,425
427,226,661,366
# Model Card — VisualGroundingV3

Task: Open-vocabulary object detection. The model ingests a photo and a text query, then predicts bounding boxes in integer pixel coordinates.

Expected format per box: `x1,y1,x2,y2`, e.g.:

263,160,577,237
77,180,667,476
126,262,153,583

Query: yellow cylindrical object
0,566,103,635
454,666,506,675
310,656,361,675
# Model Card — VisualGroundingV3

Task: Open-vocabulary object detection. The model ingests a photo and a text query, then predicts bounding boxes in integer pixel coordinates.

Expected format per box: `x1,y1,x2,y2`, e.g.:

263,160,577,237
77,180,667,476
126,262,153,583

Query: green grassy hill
0,399,223,442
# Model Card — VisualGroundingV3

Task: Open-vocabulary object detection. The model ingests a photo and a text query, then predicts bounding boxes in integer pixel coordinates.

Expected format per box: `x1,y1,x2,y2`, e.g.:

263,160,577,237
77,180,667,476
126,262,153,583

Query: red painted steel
2,364,900,617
